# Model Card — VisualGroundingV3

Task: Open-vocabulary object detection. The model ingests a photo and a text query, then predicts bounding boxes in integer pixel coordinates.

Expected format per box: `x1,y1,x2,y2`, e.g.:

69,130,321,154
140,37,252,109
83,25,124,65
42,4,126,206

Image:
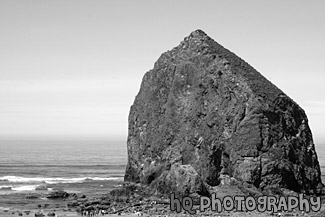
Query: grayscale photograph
0,1,324,216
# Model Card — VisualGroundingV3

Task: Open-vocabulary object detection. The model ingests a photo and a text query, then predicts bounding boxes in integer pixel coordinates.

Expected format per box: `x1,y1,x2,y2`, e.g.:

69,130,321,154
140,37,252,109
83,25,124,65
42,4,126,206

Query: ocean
0,140,324,207
0,140,127,206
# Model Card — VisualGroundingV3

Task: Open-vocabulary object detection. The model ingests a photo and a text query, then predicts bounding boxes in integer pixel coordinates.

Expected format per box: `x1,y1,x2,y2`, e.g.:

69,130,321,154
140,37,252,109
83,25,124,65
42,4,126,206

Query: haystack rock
124,30,323,195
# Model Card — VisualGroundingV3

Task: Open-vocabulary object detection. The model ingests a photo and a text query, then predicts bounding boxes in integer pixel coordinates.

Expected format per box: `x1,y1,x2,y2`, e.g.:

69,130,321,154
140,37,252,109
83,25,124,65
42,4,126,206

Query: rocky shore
2,183,325,217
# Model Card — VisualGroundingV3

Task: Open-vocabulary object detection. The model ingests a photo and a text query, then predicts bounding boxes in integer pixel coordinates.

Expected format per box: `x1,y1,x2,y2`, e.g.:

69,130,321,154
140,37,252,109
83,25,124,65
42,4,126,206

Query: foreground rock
125,29,323,195
46,190,70,199
67,184,171,216
65,183,325,216
3,184,325,217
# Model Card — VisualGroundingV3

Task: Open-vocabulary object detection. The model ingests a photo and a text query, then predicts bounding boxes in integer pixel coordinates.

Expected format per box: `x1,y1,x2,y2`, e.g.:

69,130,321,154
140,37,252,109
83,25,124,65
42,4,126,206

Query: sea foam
11,185,40,191
0,176,120,184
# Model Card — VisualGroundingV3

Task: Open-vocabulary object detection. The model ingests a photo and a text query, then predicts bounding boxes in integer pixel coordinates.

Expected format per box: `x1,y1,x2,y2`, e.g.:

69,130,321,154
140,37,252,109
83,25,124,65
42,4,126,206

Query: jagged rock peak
160,29,284,102
185,29,209,41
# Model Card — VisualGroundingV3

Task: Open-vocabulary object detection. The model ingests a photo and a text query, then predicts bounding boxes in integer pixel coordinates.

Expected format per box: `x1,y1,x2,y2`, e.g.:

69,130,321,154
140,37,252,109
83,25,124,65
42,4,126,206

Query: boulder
46,190,69,199
124,29,323,195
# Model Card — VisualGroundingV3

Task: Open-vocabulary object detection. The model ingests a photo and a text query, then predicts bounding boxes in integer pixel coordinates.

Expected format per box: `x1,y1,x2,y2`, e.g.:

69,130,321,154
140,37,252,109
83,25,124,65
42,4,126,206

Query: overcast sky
0,0,324,143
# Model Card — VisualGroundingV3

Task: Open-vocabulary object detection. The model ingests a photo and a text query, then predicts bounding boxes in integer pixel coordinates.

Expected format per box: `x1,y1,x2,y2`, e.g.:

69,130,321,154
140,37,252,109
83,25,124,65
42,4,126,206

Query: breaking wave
0,176,120,184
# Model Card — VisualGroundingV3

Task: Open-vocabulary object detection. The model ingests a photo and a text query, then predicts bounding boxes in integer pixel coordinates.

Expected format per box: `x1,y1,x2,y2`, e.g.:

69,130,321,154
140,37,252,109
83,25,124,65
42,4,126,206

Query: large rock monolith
124,30,323,195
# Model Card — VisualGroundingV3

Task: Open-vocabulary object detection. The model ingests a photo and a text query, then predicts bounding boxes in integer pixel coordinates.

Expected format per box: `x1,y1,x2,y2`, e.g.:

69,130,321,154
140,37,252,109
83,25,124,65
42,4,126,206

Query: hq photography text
169,193,321,214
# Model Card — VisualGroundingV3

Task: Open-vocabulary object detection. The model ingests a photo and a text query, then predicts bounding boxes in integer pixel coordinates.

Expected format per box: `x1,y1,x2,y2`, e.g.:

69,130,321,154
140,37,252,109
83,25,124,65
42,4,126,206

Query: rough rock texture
124,30,323,195
150,163,210,196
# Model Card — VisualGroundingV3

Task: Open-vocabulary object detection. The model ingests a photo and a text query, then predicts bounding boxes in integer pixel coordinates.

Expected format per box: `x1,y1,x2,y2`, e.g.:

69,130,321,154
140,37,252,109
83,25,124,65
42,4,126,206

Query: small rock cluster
67,184,171,216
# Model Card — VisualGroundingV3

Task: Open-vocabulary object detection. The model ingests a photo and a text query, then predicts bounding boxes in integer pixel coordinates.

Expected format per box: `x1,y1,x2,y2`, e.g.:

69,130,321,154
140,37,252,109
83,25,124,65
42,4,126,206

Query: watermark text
170,193,321,214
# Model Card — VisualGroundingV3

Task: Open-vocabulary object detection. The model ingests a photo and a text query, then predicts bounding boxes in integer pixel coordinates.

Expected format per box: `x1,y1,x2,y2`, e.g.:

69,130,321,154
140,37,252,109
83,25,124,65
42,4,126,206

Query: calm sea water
0,140,127,197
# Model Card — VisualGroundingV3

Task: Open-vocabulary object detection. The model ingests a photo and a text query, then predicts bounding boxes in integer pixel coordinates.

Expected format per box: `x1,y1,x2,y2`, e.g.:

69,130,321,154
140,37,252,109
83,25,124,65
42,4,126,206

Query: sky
0,0,324,143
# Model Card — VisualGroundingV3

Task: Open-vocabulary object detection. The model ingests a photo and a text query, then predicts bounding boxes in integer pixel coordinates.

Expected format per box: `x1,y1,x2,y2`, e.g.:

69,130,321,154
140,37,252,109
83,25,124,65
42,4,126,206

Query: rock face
124,30,323,195
150,163,210,196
